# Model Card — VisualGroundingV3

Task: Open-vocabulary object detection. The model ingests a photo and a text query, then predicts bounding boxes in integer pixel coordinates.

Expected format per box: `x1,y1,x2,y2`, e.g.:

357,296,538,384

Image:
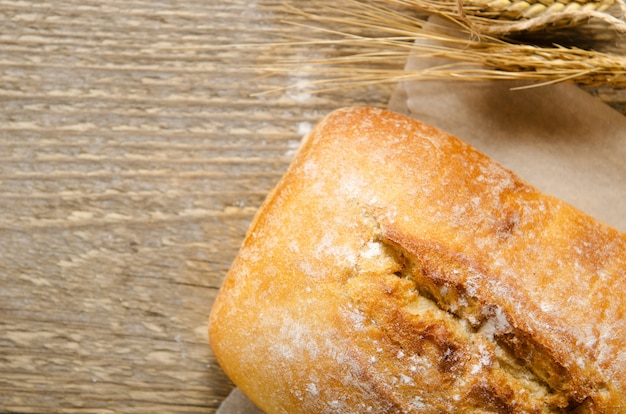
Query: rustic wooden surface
0,1,623,413
0,1,392,413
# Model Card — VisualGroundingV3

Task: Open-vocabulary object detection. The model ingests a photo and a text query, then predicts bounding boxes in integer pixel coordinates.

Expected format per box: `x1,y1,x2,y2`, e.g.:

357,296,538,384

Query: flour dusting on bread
210,107,626,413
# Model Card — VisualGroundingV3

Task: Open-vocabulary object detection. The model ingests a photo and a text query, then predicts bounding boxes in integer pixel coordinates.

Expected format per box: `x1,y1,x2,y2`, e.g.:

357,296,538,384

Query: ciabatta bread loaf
209,107,626,413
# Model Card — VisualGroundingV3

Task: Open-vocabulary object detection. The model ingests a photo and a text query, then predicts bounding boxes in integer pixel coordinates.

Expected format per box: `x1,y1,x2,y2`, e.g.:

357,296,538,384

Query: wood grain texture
0,1,391,412
0,0,623,413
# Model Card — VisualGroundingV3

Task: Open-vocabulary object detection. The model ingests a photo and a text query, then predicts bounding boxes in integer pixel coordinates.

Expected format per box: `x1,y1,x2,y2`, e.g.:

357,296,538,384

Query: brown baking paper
389,17,626,233
217,20,626,413
216,387,264,414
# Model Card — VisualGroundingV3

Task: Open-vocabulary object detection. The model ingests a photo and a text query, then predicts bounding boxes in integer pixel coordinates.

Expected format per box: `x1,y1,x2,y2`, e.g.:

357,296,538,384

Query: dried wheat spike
464,0,616,20
397,0,626,33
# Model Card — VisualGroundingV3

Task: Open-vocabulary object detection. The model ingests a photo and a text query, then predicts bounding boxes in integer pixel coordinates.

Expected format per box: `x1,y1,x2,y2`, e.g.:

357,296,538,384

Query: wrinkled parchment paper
389,54,626,233
217,20,626,413
216,387,264,414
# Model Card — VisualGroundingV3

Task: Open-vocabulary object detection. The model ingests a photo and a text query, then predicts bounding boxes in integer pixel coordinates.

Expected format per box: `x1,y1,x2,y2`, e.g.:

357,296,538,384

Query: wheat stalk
379,0,626,33
256,0,626,94
464,0,616,19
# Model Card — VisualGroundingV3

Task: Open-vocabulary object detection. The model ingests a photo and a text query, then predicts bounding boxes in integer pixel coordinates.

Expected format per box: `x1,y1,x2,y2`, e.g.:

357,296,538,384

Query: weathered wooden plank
0,0,394,411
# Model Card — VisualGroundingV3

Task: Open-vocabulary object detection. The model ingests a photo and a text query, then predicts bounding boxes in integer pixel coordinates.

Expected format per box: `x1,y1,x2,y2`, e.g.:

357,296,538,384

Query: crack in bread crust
348,227,595,412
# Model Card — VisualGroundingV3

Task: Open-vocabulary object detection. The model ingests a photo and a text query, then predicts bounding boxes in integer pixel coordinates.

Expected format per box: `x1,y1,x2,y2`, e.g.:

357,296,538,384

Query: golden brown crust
209,107,626,413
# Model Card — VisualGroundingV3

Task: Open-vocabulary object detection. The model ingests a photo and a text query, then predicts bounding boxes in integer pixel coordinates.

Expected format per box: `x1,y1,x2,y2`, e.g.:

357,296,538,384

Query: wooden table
0,1,623,413
0,1,392,412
